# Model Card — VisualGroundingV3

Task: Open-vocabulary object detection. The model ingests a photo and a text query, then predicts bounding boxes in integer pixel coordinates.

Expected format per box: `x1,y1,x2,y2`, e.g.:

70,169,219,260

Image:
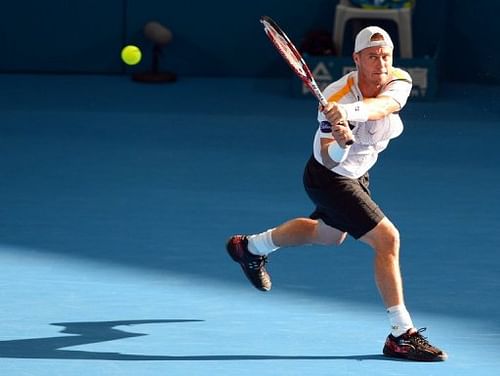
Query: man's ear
352,52,360,67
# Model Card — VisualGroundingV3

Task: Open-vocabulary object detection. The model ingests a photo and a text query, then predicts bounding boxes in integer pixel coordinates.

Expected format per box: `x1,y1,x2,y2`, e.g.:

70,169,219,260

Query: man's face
353,46,393,86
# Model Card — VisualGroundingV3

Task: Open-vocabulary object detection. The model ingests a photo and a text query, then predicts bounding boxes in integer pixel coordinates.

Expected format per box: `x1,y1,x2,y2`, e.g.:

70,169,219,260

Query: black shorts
303,156,385,239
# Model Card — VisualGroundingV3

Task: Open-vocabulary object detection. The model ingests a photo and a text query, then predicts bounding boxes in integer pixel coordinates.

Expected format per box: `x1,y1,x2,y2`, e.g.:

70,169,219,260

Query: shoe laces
410,328,431,348
247,255,268,271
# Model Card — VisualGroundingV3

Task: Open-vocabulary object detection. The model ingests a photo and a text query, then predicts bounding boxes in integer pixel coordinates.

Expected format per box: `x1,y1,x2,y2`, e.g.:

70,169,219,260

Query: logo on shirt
320,121,332,133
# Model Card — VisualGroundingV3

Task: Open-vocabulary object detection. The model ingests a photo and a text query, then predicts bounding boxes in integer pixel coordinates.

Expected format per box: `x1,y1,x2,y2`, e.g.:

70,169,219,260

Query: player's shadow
0,319,392,361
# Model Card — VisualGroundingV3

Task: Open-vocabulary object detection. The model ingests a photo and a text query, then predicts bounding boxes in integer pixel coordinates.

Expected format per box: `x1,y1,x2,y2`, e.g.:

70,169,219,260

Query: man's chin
372,74,388,85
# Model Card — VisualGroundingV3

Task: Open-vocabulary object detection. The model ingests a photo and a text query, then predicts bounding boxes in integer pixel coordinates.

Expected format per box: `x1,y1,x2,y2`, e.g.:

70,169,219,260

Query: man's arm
322,95,400,125
357,96,401,120
319,138,336,169
319,95,400,150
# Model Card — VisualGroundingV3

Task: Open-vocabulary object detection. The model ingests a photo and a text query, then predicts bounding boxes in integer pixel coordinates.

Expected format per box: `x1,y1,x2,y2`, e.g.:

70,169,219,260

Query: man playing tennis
226,26,447,361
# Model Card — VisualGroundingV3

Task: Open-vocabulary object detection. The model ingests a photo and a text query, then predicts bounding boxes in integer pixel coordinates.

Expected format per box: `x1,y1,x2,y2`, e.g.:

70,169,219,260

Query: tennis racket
260,16,353,145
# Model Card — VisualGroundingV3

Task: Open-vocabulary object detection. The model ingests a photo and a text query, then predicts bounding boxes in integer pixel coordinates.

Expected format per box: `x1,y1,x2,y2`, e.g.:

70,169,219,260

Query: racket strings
264,26,307,78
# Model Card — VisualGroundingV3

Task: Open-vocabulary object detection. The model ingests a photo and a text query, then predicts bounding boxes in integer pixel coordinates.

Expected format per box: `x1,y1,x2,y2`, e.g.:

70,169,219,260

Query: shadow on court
0,319,392,362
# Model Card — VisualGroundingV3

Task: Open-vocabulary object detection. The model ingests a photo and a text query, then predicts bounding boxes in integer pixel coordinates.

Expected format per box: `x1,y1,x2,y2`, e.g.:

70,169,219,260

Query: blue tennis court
0,74,499,375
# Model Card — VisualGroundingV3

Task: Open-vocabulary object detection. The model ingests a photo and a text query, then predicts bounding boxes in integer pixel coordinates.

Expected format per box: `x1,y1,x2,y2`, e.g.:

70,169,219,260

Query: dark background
0,0,497,84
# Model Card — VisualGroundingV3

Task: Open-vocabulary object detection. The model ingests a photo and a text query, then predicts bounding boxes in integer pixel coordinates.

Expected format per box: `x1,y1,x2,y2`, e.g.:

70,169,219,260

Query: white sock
387,304,414,337
247,229,279,256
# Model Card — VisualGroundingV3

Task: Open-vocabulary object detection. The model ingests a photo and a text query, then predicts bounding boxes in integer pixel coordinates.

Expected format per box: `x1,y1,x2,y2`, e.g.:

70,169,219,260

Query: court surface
0,74,499,375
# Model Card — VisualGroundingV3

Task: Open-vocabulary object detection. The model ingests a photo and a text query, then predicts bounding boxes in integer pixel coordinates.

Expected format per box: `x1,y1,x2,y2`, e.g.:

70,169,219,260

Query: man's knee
362,218,400,253
381,220,400,249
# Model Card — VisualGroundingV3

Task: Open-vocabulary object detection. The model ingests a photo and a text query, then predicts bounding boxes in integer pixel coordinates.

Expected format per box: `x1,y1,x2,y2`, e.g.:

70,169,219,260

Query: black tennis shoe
226,235,272,292
383,328,448,361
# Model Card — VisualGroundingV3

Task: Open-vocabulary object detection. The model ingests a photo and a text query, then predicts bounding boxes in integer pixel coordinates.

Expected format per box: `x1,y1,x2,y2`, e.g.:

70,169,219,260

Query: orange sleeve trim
327,76,354,103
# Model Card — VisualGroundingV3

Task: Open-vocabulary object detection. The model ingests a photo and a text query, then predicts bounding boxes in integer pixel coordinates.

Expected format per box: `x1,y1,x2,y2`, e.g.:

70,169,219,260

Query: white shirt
313,68,412,179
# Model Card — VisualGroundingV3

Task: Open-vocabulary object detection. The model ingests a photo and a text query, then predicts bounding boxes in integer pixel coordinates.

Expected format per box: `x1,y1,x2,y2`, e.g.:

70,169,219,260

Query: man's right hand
321,101,347,126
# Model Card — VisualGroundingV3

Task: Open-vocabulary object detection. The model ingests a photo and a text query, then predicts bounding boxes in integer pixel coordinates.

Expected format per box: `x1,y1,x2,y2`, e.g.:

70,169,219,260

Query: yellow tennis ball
121,45,142,65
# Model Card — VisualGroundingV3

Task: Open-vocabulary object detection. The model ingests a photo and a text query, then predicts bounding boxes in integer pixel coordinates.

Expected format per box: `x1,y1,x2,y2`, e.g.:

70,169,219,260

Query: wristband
328,142,351,163
341,101,369,122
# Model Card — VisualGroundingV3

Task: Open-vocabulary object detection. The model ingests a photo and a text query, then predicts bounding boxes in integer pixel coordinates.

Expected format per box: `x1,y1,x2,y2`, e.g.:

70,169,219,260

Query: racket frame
260,16,354,145
260,16,328,107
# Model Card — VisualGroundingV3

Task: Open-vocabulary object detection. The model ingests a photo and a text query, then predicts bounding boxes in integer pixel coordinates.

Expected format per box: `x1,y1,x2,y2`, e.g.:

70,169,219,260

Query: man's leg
360,217,414,334
271,218,347,248
360,217,447,361
226,218,346,291
360,217,404,308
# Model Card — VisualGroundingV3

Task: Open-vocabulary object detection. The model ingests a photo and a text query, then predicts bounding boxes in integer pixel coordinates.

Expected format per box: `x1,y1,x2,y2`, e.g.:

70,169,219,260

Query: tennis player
226,26,446,361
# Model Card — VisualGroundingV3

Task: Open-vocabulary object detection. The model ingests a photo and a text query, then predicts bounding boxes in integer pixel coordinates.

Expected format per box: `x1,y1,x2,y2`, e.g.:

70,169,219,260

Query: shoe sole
226,239,271,292
383,347,448,362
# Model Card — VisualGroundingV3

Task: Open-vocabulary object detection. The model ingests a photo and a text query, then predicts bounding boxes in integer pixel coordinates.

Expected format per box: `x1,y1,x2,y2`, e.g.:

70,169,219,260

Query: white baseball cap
354,26,394,53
